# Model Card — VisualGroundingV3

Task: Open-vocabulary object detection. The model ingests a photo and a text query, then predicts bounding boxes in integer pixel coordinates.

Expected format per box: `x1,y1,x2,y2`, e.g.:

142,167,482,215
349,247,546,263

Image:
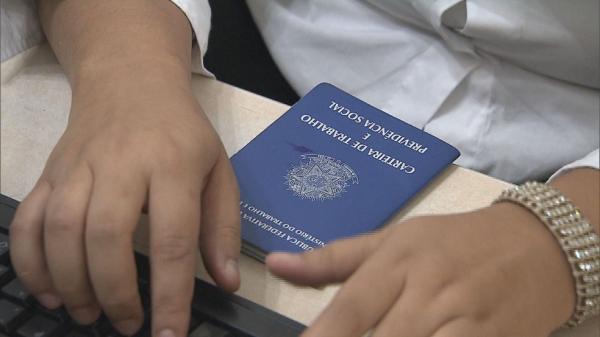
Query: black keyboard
0,194,305,337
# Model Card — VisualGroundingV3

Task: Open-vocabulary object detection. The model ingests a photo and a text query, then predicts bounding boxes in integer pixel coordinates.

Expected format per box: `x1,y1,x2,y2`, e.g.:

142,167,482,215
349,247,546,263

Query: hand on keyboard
2,196,305,336
8,85,241,337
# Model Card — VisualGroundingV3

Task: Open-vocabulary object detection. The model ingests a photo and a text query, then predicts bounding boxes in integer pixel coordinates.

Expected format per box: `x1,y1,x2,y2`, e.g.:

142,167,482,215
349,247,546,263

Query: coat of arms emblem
286,154,359,201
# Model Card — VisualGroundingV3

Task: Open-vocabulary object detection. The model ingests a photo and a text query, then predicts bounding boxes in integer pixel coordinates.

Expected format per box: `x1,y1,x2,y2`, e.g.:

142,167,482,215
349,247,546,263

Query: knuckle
431,282,490,321
382,236,413,264
459,285,494,321
156,136,186,168
310,245,334,265
334,292,362,314
217,222,241,243
151,287,193,318
152,235,194,263
298,249,329,274
415,251,457,281
314,248,339,276
86,219,127,244
328,266,347,283
434,284,467,309
45,207,80,236
152,298,189,319
330,295,366,331
359,235,378,259
9,214,33,238
13,271,45,294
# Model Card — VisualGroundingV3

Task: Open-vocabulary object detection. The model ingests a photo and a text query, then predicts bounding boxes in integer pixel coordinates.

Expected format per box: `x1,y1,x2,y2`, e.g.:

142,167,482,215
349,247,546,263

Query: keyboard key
16,315,60,337
69,326,98,337
0,200,16,232
105,333,127,337
132,316,151,337
0,298,25,331
140,291,151,312
188,315,202,332
0,234,9,263
94,325,126,337
189,322,234,337
2,277,30,303
64,331,90,337
34,303,68,321
71,314,113,337
0,265,10,285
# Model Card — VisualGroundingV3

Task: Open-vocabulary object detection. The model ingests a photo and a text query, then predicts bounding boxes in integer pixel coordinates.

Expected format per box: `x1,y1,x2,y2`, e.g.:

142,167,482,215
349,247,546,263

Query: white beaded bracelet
495,181,600,327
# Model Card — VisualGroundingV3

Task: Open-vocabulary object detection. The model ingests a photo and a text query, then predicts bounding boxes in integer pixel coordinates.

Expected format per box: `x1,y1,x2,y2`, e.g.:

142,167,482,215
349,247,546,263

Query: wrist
478,202,576,328
69,57,194,116
549,168,600,233
493,181,600,327
73,55,190,92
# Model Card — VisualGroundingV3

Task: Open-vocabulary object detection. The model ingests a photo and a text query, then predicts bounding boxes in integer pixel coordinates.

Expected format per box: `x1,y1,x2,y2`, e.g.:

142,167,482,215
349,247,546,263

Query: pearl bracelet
494,181,600,327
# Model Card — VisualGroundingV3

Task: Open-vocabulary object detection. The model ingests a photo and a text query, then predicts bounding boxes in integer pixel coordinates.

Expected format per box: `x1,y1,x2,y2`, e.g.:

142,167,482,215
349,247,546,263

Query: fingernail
115,319,140,336
71,306,100,324
38,292,62,309
158,329,176,337
225,258,239,279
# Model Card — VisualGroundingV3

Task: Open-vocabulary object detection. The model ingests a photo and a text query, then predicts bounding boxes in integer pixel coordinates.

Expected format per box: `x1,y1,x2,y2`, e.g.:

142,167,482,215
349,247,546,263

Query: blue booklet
231,83,460,261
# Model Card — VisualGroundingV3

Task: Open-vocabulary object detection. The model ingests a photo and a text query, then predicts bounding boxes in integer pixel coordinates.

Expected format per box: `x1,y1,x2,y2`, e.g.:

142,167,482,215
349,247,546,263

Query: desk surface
1,44,596,336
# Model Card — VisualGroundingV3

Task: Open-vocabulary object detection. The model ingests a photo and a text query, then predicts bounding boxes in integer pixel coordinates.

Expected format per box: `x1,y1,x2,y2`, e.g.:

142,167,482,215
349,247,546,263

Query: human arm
9,1,241,337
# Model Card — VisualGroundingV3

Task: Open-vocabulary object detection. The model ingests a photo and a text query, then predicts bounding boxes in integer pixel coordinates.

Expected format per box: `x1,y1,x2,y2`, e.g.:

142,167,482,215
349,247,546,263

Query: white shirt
1,1,599,335
1,0,598,184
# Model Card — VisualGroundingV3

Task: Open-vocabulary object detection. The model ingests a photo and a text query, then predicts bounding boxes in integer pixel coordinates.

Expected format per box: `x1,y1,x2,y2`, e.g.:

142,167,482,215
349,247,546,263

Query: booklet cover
231,83,460,261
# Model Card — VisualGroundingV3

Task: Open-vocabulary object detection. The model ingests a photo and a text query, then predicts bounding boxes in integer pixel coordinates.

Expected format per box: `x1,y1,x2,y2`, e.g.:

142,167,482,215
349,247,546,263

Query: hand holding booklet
231,83,460,261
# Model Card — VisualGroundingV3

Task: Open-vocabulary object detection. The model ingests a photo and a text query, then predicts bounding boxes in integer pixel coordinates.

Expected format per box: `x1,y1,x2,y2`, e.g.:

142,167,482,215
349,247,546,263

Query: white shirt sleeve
0,0,44,62
1,0,213,75
549,149,600,181
168,0,213,76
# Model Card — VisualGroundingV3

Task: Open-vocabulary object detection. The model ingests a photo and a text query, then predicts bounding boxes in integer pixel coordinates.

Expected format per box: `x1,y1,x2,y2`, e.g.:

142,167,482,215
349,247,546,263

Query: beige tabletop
1,44,597,336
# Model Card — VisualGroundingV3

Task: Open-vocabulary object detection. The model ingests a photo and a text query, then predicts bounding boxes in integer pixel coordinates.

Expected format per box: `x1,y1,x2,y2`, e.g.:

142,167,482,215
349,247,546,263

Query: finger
302,245,405,337
85,170,146,336
9,180,61,308
199,150,241,292
149,171,202,337
44,165,100,324
266,230,385,286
